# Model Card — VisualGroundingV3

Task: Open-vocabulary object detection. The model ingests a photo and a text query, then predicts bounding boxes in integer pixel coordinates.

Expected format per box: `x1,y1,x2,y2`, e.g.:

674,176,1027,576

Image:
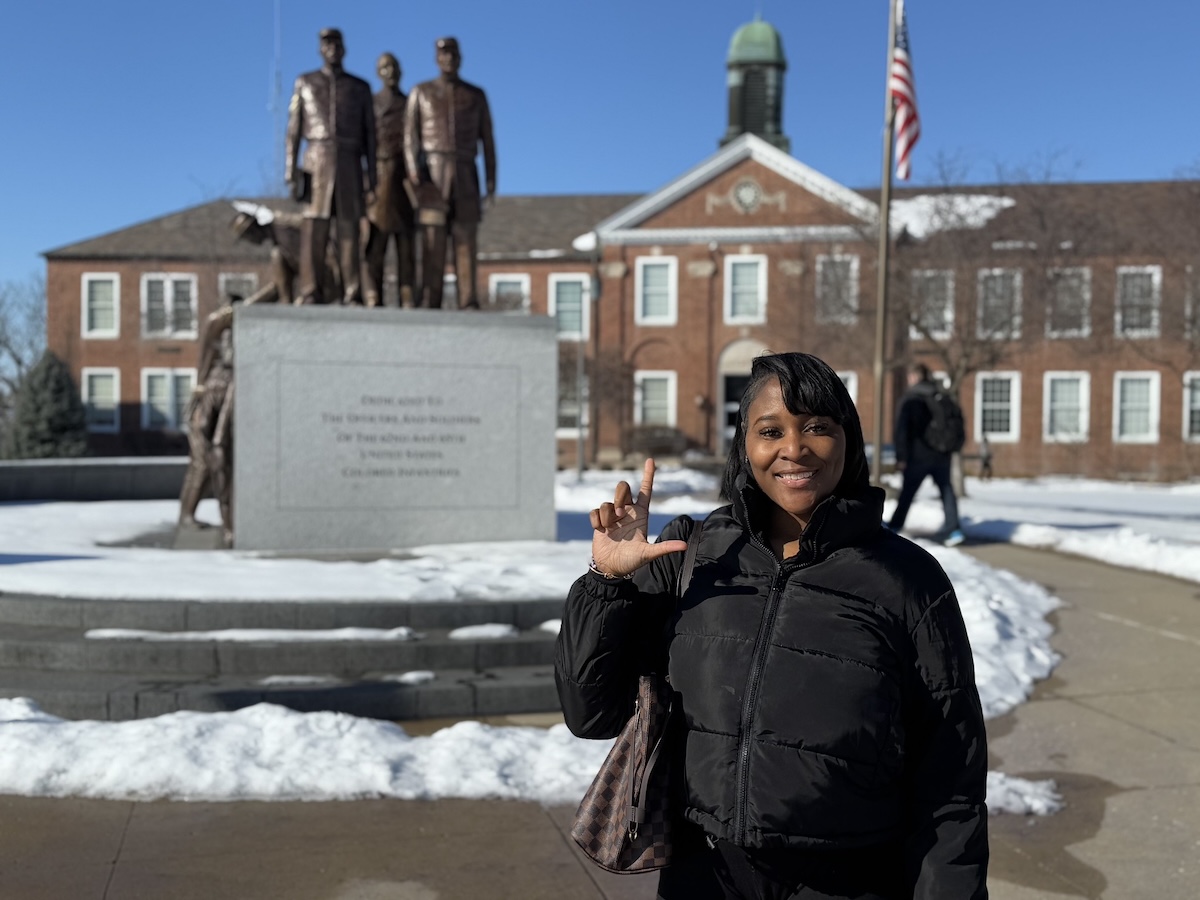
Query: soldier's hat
435,36,459,52
319,27,343,42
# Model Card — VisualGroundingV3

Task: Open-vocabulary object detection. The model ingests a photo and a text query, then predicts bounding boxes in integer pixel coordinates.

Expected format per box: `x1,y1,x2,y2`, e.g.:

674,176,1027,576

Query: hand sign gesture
589,458,689,579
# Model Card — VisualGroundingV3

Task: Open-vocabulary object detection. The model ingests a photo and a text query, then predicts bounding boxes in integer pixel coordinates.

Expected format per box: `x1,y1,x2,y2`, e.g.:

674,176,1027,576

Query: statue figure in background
230,203,342,304
178,306,236,547
285,27,376,305
404,36,496,309
364,52,415,308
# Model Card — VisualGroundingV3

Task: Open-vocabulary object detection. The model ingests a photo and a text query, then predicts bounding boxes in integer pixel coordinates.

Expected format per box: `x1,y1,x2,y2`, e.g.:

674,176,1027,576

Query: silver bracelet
589,557,633,580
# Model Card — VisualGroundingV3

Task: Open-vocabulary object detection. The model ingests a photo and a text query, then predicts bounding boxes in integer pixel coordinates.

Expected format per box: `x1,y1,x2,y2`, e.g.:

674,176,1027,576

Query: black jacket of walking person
556,353,988,900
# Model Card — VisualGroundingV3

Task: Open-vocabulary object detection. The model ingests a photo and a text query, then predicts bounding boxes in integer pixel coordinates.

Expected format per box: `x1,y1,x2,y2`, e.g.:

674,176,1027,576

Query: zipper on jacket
731,561,785,844
731,518,824,844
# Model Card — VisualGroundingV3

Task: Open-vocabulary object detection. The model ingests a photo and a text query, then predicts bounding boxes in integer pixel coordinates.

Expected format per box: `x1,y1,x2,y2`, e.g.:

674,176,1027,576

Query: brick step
0,665,561,722
0,624,558,677
0,593,565,632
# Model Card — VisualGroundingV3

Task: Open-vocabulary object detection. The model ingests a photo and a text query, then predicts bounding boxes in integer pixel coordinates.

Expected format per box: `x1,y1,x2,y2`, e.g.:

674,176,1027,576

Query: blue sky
2,0,1198,285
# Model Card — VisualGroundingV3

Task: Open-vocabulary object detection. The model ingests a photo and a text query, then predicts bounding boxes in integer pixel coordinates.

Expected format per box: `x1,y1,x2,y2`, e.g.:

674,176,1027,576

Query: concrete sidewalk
1,543,1197,899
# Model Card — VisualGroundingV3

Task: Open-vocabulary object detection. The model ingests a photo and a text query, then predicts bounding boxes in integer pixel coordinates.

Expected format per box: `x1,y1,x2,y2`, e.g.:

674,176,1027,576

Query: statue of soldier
178,306,236,547
404,36,496,309
364,52,415,308
285,27,376,305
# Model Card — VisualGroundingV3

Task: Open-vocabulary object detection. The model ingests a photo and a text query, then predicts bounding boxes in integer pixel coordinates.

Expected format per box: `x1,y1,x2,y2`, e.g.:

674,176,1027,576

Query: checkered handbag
570,521,703,874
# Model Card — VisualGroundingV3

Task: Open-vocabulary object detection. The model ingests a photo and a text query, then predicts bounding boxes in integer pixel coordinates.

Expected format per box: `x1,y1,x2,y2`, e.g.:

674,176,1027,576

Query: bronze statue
404,36,496,309
364,52,416,308
178,306,236,547
285,27,376,305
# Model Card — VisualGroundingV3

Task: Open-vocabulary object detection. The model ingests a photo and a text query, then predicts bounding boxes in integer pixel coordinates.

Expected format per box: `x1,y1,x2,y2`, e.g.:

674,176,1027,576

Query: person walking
557,353,989,899
888,363,965,546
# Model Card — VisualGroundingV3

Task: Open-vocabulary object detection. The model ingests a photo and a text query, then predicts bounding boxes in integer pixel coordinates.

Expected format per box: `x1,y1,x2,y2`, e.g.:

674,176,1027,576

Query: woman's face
745,378,846,532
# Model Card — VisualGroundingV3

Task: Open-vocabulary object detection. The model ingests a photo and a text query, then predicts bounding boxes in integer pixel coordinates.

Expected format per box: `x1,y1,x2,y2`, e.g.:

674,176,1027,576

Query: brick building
42,18,1200,478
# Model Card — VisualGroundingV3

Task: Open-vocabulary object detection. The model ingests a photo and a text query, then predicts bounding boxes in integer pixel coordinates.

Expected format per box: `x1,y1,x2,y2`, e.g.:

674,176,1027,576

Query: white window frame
633,370,678,427
1045,266,1092,338
548,273,590,341
908,269,954,340
837,371,859,406
634,256,678,326
1114,265,1162,339
723,254,768,325
1112,371,1161,444
1042,371,1091,443
487,272,531,311
140,368,197,431
814,253,859,325
80,273,120,339
974,371,1021,444
218,271,259,304
976,268,1023,340
1184,371,1200,443
81,366,120,434
140,272,199,340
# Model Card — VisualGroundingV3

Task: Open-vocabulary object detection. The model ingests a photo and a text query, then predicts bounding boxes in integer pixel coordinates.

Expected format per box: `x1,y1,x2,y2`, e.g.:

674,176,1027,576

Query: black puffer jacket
555,483,988,898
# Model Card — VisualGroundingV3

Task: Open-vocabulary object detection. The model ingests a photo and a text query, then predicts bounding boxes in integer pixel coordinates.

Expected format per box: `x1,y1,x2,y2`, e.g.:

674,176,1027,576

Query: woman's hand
589,458,689,578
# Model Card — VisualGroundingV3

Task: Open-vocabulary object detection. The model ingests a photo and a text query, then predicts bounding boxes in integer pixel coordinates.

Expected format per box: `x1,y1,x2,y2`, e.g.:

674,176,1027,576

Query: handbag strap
675,517,703,600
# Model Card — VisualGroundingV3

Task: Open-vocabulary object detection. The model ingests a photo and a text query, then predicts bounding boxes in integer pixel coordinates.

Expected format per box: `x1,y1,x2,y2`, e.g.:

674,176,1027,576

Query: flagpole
871,0,900,487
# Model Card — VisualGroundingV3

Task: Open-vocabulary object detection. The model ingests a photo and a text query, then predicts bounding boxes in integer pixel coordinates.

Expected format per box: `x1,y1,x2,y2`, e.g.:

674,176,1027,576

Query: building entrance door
723,374,751,450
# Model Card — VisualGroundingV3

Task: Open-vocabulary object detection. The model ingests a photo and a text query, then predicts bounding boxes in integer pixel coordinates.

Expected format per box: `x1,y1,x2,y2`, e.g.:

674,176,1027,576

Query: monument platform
0,591,566,721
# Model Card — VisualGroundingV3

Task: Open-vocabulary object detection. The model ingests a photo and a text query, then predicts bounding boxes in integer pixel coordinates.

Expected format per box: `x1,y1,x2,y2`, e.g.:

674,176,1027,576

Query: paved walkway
1,544,1197,899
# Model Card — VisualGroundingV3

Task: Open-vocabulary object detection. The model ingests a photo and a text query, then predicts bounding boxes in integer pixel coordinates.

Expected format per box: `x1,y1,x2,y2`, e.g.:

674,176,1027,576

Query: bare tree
0,273,48,421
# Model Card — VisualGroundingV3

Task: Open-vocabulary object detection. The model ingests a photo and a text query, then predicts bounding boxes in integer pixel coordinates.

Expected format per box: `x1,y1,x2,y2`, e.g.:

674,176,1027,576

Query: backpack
922,388,966,454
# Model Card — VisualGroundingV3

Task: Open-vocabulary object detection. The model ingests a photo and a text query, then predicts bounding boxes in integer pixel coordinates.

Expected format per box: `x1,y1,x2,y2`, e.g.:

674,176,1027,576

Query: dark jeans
888,458,959,534
657,840,905,900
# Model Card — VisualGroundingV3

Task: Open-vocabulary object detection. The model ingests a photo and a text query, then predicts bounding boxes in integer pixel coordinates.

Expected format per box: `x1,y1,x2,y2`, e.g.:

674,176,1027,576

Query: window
815,254,859,325
635,257,678,325
219,272,259,304
1115,266,1161,338
634,370,677,426
81,367,120,433
549,274,589,340
1042,372,1090,442
909,270,953,340
141,274,198,338
837,371,859,406
141,368,196,430
1113,371,1160,443
81,273,119,339
557,371,588,436
974,371,1021,443
977,269,1022,339
722,255,766,324
487,273,530,311
1045,267,1091,338
1184,372,1200,442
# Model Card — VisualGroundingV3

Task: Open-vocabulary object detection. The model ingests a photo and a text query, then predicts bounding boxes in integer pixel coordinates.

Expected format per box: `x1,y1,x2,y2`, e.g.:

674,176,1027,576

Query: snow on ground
891,475,1200,585
10,466,1187,814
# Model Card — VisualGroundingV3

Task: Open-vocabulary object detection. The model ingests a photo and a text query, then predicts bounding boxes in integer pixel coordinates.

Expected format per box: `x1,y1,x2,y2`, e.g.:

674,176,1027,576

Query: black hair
911,361,931,380
720,352,870,502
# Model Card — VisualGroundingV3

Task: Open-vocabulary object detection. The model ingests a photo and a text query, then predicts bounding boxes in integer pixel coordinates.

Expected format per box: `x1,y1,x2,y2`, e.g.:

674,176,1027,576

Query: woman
555,353,988,899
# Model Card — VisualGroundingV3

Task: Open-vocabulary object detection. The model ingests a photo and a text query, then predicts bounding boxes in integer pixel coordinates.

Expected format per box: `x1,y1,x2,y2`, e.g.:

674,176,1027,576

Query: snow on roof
891,194,1016,240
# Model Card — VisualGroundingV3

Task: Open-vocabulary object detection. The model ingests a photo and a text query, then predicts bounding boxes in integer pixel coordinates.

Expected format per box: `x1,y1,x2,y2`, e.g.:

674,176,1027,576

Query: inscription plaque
234,306,556,552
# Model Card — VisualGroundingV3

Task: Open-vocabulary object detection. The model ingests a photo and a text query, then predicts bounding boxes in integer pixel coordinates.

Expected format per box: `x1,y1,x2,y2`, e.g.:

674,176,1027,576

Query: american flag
889,0,920,180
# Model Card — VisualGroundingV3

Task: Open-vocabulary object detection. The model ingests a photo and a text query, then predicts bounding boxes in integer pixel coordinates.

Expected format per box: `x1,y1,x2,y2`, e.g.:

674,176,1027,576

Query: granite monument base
233,306,557,552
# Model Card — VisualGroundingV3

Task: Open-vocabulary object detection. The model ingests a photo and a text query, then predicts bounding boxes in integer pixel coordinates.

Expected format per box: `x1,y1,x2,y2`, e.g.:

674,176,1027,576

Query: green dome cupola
721,15,790,152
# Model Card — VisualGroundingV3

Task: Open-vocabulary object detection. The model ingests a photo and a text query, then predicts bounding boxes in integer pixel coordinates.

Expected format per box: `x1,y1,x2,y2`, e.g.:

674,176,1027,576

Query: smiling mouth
776,471,817,485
